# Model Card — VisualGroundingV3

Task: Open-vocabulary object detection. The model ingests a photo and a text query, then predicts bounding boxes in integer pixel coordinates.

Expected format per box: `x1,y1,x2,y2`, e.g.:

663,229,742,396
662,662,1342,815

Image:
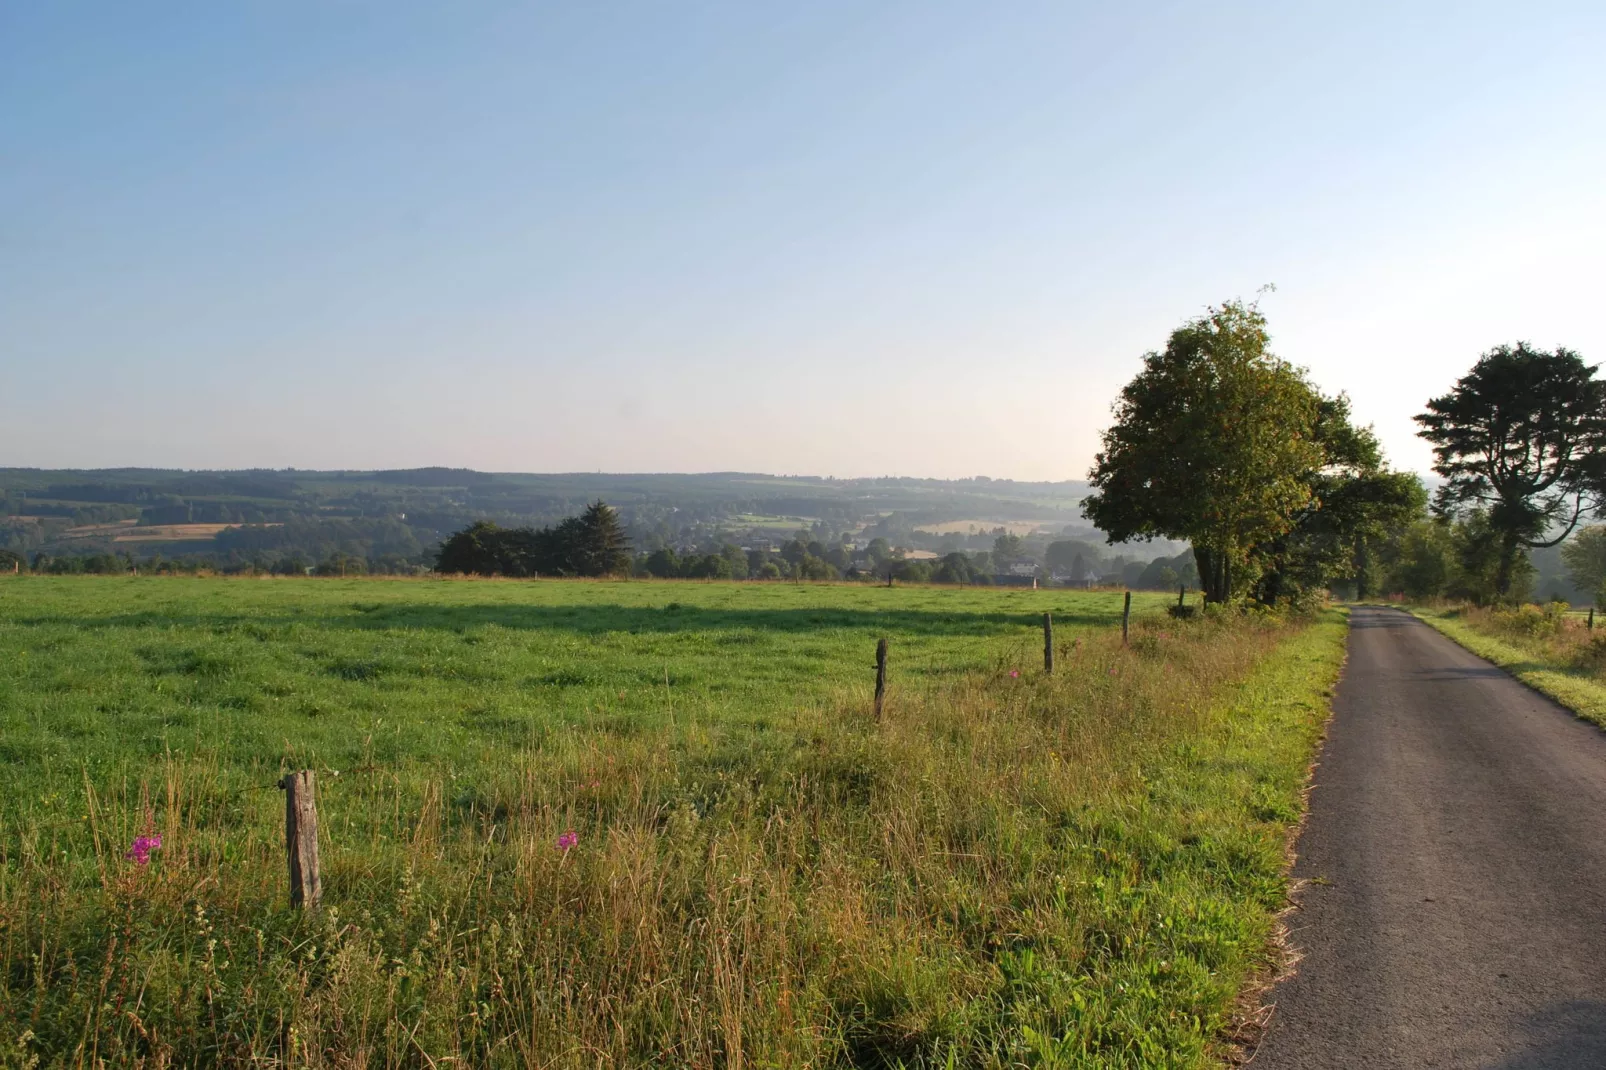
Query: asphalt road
1251,606,1606,1069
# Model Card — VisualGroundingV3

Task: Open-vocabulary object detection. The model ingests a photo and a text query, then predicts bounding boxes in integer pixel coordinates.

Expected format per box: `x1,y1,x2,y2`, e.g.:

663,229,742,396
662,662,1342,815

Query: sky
3,2,1603,480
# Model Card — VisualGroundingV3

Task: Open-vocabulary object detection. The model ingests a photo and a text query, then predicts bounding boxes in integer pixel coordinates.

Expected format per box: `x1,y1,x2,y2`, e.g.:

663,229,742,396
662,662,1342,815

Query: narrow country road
1252,606,1606,1069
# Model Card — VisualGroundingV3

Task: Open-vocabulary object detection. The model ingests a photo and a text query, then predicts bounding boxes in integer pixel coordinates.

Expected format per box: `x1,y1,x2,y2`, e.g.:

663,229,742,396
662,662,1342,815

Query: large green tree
1248,396,1426,603
1561,525,1606,605
1416,344,1606,599
434,520,508,575
1381,520,1457,600
1082,300,1325,603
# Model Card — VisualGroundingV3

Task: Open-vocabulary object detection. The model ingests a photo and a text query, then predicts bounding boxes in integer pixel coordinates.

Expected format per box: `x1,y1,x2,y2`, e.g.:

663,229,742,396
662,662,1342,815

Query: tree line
432,511,1201,588
434,502,632,577
1084,300,1605,606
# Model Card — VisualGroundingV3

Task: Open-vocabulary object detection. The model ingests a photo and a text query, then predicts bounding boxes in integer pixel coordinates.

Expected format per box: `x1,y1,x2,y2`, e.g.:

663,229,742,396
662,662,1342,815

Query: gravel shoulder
1251,606,1606,1069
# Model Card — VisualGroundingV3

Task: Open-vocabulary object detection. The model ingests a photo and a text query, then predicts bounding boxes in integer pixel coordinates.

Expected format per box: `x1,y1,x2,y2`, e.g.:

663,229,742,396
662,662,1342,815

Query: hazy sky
4,2,1603,480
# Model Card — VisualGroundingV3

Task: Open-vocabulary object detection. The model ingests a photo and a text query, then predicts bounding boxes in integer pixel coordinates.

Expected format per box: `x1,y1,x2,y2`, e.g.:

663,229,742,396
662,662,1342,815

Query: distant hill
1,467,1126,571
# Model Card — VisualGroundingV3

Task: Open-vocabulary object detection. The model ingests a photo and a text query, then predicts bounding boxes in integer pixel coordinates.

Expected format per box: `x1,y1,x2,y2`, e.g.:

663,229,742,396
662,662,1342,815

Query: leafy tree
642,548,682,578
1248,398,1427,604
434,520,506,575
1445,509,1533,603
896,560,933,584
1416,344,1606,599
313,553,367,577
1561,525,1606,604
1046,540,1099,575
821,543,851,571
796,554,838,581
992,533,1024,562
1136,554,1191,591
1382,521,1456,600
720,543,750,580
684,553,732,579
931,552,978,585
1082,299,1325,602
864,538,891,565
0,549,22,573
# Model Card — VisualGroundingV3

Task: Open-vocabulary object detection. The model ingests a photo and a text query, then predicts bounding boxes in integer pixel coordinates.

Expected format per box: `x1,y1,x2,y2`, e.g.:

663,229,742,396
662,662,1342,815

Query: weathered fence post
281,770,322,910
874,638,888,719
1591,606,1596,631
1122,591,1132,645
1043,612,1054,674
1178,584,1186,609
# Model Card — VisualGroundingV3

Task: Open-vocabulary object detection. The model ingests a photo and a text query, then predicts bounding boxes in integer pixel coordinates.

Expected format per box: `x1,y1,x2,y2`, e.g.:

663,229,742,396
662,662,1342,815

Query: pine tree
575,501,631,576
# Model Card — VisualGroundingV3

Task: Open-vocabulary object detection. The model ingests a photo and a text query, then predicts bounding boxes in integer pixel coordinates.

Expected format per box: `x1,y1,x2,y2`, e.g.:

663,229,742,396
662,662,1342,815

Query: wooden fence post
1590,606,1596,631
1178,584,1186,609
874,638,888,719
1043,612,1054,674
1122,591,1132,645
281,770,322,910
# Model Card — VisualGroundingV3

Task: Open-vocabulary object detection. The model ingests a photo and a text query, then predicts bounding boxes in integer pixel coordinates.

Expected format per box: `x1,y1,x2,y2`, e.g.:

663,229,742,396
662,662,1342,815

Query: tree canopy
1415,343,1606,598
434,502,631,578
1561,525,1606,605
1084,300,1330,602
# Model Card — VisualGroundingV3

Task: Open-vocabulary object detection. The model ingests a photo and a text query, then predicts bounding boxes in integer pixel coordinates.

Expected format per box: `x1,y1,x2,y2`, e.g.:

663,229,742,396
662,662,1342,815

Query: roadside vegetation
1405,602,1606,727
1,576,1343,1068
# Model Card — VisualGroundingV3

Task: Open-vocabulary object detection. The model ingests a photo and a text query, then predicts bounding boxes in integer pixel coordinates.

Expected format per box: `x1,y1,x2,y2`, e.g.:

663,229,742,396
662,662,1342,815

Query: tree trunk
1495,527,1522,600
1354,538,1373,601
1194,544,1231,604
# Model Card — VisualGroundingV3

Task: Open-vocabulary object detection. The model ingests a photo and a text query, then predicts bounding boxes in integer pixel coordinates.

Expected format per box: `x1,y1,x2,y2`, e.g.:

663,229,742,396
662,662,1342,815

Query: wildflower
125,834,162,865
556,830,578,852
1009,670,1020,678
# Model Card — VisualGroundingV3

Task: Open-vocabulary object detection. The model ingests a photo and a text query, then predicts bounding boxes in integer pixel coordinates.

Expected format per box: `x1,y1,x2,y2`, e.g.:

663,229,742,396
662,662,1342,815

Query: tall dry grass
1447,602,1606,679
2,612,1319,1068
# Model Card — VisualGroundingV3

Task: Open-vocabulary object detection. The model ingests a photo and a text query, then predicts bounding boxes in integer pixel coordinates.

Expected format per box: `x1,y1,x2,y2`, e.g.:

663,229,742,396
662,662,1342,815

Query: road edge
1218,606,1351,1066
1401,606,1606,730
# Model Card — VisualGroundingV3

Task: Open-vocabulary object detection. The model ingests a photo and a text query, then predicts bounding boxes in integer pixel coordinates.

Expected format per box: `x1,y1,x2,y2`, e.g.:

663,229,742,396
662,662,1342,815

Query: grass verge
1405,604,1606,728
0,580,1347,1068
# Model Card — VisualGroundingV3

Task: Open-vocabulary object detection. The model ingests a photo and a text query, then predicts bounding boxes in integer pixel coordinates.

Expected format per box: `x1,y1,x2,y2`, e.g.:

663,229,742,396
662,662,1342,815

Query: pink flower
125,834,162,865
556,830,578,852
1008,670,1020,678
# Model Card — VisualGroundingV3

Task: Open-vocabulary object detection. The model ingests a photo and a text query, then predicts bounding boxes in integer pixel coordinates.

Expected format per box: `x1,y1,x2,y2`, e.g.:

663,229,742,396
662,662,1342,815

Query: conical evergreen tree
574,500,631,576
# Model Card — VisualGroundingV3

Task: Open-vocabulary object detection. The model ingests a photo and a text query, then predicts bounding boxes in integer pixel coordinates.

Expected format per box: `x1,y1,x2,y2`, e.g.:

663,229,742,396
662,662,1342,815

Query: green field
0,577,1343,1068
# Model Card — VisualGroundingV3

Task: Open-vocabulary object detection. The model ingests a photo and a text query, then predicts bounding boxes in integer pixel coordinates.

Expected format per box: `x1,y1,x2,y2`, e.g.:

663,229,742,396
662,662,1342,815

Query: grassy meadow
0,577,1345,1068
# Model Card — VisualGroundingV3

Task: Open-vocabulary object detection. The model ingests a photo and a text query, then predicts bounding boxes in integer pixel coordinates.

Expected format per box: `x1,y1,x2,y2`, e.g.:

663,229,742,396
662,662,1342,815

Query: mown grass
0,577,1344,1068
1406,602,1606,728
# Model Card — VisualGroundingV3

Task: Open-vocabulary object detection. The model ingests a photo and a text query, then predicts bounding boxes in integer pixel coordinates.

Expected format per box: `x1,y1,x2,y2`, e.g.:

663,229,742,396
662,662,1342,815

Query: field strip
0,579,1349,1066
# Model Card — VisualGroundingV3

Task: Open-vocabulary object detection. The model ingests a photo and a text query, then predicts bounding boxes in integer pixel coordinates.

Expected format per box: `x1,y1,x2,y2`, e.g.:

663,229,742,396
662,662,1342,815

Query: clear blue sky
4,2,1603,479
